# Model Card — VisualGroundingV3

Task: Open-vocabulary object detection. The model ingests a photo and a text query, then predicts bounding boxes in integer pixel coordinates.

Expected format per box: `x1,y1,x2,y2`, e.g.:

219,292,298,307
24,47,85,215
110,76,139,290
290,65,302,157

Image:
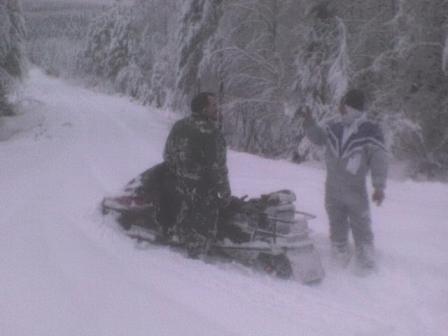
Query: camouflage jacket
163,115,231,207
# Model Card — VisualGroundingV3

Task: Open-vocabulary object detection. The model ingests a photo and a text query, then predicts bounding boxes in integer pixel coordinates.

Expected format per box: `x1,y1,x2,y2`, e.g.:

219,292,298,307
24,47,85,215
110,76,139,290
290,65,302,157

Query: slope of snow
0,69,447,336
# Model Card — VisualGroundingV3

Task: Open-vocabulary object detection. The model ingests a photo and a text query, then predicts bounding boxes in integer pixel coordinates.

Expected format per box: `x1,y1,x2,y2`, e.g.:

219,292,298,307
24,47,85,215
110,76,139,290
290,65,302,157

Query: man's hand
295,106,312,122
372,189,385,206
225,195,248,213
303,106,313,122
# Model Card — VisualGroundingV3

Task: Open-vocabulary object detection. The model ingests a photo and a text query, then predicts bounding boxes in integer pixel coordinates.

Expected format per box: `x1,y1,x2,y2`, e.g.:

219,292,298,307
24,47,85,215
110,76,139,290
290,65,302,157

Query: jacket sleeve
303,117,327,146
163,122,185,175
163,120,202,180
368,126,388,190
163,125,175,163
202,131,231,207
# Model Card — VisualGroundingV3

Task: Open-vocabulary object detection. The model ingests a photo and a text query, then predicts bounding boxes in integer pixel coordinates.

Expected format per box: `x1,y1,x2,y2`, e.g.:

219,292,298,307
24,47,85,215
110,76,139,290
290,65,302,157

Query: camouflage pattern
163,114,231,256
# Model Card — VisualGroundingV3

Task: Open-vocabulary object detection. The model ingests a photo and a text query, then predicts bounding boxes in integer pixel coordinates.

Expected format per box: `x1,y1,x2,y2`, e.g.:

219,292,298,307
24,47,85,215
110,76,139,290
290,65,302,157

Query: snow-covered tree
147,50,171,108
213,0,289,103
352,0,448,176
132,0,180,108
24,2,100,78
80,4,137,83
199,0,302,157
173,0,224,113
0,0,26,116
77,0,179,106
291,2,349,118
23,0,448,179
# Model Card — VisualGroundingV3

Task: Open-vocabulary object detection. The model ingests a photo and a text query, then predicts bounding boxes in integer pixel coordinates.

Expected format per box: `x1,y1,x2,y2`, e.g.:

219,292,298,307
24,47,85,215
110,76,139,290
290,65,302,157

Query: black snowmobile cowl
101,163,325,284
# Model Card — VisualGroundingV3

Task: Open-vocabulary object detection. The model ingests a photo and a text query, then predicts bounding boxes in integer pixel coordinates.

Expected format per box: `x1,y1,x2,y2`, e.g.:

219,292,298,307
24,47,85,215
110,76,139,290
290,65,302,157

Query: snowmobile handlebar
295,210,316,220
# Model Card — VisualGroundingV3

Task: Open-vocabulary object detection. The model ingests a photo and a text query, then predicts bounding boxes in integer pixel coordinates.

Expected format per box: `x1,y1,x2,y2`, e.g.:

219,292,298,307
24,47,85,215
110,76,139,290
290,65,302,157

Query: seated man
163,92,231,257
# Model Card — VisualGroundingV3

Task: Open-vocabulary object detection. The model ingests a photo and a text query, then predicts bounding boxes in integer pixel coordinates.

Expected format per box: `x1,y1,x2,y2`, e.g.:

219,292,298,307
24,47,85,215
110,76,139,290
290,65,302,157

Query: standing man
163,92,231,258
302,89,388,269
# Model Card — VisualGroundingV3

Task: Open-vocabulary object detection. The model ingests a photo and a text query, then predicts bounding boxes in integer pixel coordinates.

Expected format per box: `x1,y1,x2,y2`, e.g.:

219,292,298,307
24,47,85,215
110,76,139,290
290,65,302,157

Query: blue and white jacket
304,111,388,195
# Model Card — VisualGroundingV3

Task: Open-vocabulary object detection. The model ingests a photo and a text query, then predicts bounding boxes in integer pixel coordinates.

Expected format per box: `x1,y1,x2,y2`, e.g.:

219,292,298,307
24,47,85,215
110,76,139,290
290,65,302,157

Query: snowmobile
101,163,325,284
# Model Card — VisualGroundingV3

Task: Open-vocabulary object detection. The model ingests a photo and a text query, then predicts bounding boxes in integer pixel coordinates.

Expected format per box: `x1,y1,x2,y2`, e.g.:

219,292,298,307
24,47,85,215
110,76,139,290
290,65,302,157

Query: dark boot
183,230,210,259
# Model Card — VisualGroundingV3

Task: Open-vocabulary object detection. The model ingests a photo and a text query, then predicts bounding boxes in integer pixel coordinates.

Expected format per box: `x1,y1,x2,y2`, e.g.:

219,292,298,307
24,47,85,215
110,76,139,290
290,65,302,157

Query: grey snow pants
325,185,374,248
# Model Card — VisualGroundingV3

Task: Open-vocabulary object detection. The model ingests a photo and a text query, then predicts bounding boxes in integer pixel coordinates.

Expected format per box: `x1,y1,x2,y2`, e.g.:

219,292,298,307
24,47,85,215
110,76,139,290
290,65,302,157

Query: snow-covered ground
1,69,447,336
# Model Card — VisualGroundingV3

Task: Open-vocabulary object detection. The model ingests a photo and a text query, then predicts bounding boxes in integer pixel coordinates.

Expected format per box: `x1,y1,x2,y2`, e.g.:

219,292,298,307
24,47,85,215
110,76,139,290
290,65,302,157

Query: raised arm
302,109,327,146
368,126,388,205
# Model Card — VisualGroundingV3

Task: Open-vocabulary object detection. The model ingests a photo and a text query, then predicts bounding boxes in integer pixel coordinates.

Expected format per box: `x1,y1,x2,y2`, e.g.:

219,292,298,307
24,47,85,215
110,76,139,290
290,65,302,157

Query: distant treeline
22,0,448,181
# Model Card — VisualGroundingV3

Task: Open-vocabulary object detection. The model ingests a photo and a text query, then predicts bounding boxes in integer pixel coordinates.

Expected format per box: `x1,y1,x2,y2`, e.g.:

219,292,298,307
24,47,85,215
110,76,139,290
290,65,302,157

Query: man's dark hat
342,89,365,111
191,92,214,116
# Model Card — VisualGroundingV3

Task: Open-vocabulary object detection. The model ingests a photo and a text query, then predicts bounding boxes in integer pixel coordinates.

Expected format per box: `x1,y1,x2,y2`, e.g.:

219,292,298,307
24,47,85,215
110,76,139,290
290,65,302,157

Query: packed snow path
1,69,447,336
